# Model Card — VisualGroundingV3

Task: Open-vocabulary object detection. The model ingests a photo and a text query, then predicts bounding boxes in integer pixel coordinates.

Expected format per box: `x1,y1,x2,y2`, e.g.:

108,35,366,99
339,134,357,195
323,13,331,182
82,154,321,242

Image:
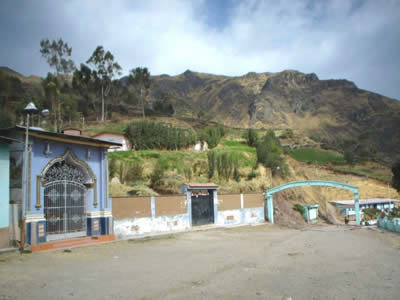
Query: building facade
91,132,130,152
0,127,120,247
0,138,10,248
331,198,399,217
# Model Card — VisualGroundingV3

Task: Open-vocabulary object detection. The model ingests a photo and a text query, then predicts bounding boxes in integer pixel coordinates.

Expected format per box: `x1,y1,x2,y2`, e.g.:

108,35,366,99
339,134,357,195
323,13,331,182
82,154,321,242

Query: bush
150,160,166,188
247,169,257,180
294,204,305,215
362,208,381,221
344,150,355,165
184,167,192,181
392,160,400,193
256,130,289,178
243,128,258,147
207,151,215,179
125,161,144,183
199,126,225,149
233,167,240,182
109,157,118,179
125,120,196,150
280,129,294,139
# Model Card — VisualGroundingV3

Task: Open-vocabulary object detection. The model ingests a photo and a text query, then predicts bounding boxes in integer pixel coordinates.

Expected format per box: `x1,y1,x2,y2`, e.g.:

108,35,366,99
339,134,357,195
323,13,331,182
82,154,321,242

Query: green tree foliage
344,150,355,165
42,73,61,131
128,67,151,118
199,126,225,149
247,169,257,180
150,160,166,188
184,167,192,181
280,129,294,139
233,167,240,182
152,92,175,116
0,110,15,128
125,161,144,183
207,151,215,179
109,157,118,179
87,46,122,122
243,128,258,147
40,38,75,78
207,150,239,181
256,130,289,178
392,160,400,193
72,63,100,119
125,120,196,150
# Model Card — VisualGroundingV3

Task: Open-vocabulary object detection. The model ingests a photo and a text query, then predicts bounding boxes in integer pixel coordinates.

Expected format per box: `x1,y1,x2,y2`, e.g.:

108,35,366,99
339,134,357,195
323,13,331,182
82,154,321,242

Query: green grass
289,147,345,165
335,166,392,183
84,122,128,136
221,140,256,153
213,140,257,168
109,149,207,171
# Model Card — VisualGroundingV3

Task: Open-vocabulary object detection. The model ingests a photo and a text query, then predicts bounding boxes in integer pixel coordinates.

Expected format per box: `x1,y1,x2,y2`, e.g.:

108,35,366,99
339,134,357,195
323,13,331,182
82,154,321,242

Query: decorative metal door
44,180,87,239
191,195,214,226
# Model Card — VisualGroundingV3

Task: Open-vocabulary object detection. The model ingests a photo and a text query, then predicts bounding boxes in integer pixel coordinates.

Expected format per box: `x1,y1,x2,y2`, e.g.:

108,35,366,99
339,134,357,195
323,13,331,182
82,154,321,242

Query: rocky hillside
1,66,400,163
150,70,400,163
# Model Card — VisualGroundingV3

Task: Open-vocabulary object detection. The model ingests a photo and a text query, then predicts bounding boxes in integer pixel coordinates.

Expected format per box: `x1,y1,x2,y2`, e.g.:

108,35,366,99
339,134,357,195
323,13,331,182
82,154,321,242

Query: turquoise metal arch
266,180,360,225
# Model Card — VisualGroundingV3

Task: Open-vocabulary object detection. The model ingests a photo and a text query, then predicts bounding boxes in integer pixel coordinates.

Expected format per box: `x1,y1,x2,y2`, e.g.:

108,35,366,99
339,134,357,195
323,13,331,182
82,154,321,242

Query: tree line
125,120,226,151
0,38,164,131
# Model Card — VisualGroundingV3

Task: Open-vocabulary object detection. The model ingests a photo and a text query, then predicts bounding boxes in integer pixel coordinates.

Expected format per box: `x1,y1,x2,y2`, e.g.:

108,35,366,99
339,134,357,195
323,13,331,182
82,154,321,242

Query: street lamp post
20,102,49,249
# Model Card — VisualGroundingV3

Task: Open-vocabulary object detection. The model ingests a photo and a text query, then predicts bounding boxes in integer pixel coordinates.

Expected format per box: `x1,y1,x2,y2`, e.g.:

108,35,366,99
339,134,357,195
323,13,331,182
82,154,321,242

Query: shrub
184,167,192,181
280,129,294,139
125,161,144,183
207,151,215,179
233,167,240,182
344,150,355,165
243,128,258,147
199,126,225,149
392,160,400,193
247,169,257,180
150,160,166,188
109,157,118,179
125,120,196,150
294,204,305,215
256,130,289,178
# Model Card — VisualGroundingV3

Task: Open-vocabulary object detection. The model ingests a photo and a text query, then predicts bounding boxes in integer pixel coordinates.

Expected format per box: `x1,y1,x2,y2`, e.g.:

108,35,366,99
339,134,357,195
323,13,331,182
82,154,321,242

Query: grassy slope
288,148,345,164
86,118,393,196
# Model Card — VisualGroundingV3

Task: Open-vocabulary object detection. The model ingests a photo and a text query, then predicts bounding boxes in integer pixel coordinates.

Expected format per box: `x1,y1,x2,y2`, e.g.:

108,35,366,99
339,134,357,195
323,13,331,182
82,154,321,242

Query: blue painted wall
0,143,10,228
29,137,108,215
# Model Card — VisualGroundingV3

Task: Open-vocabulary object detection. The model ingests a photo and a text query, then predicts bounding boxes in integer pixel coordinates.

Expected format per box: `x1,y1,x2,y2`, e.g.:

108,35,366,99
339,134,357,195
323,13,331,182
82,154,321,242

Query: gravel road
0,224,399,300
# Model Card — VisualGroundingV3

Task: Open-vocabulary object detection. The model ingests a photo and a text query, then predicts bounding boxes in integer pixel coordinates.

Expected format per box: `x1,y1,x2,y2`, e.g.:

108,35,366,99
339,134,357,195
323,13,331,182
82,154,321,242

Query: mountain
149,70,400,164
1,66,399,163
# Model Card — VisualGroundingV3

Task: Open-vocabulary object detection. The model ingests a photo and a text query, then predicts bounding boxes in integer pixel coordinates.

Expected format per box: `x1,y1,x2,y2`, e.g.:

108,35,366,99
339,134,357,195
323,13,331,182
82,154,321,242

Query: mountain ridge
1,66,399,163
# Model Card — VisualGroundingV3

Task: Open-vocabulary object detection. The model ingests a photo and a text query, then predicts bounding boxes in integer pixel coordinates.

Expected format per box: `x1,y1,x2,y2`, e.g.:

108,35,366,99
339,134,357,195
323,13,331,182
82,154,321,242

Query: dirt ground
1,224,400,300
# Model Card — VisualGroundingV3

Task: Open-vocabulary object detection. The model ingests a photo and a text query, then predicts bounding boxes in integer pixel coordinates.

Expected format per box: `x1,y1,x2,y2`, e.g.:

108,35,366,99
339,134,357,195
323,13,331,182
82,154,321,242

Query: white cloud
1,0,399,99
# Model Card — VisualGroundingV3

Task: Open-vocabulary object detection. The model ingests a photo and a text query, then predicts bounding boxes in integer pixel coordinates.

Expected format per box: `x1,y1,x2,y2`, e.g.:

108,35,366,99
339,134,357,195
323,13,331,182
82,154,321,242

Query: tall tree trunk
101,85,105,122
141,88,145,119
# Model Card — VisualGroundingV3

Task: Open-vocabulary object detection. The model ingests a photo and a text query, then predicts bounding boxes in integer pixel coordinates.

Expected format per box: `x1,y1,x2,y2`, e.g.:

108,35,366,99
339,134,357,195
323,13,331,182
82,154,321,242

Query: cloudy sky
1,0,399,100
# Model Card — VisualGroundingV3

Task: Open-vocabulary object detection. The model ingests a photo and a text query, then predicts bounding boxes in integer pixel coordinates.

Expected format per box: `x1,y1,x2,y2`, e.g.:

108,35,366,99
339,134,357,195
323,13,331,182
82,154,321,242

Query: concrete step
29,235,115,252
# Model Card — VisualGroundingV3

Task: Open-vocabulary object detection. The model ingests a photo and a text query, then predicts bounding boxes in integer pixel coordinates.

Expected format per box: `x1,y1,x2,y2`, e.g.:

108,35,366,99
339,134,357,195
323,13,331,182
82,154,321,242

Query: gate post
354,191,360,225
267,194,274,224
186,191,192,227
151,196,156,220
213,190,218,225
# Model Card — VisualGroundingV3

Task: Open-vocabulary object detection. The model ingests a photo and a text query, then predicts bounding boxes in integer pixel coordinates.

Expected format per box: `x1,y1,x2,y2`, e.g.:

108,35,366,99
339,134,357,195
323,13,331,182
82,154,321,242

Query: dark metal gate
44,180,87,240
191,195,214,226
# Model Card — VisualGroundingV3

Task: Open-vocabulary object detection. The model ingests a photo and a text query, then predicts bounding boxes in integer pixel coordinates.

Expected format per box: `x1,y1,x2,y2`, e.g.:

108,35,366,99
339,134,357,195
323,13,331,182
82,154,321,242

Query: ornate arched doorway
41,149,96,240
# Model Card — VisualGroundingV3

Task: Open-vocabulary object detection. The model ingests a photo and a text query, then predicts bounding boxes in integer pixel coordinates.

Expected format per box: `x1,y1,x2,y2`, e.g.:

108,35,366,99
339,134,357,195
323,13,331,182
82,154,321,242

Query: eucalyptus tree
87,46,122,122
40,38,76,130
40,38,75,79
393,160,400,193
72,64,99,119
128,67,151,118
